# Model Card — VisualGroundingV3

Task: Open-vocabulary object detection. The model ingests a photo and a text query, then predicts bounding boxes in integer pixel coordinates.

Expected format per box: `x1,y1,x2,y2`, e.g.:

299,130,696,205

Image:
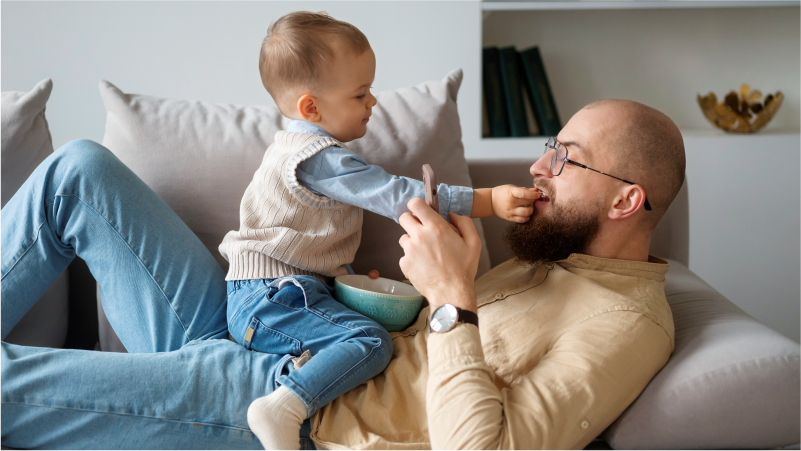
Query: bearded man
2,99,685,450
284,98,687,449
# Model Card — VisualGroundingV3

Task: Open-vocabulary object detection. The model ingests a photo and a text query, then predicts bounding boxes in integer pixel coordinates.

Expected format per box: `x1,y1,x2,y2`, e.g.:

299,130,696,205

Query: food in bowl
334,275,424,332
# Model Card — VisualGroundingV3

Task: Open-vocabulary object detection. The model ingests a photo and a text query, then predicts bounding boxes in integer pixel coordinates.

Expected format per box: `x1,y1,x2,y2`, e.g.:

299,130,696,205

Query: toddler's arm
297,146,472,222
298,146,541,223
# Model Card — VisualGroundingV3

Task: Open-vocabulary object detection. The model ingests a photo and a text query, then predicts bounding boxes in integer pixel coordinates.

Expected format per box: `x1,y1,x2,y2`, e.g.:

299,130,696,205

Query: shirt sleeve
425,311,673,449
296,145,473,222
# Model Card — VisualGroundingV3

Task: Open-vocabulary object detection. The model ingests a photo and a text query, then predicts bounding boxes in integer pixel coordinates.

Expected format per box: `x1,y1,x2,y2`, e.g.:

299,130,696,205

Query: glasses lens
544,137,555,155
551,141,567,176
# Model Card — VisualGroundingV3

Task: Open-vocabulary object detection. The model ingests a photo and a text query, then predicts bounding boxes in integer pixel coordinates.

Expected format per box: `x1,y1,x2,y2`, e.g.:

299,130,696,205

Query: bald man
268,99,686,449
2,100,685,450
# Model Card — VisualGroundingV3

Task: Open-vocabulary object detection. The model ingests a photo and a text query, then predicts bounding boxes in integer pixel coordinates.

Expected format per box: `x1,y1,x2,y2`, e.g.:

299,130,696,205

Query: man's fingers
511,186,541,200
448,213,481,249
399,233,411,250
407,197,444,227
398,211,422,234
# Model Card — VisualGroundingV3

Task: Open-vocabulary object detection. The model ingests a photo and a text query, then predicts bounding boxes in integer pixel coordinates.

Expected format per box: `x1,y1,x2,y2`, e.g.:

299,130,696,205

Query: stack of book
482,45,562,138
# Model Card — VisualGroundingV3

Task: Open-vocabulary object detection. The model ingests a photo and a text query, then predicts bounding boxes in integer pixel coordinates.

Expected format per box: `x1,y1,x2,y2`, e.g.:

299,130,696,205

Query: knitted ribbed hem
225,251,333,285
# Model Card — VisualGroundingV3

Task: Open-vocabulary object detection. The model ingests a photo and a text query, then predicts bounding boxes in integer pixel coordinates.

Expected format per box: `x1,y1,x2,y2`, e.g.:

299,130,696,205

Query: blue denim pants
0,139,359,449
227,277,391,417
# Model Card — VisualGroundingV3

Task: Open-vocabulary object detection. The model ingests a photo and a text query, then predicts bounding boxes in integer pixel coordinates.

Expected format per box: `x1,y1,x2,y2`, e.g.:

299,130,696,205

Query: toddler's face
308,47,377,142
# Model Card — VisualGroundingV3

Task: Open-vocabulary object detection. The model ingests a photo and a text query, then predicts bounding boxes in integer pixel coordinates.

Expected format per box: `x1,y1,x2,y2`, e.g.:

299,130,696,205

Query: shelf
483,1,800,11
469,130,800,160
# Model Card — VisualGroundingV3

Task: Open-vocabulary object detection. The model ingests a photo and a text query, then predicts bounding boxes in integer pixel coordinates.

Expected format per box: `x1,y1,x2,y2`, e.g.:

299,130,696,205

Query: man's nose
530,152,553,178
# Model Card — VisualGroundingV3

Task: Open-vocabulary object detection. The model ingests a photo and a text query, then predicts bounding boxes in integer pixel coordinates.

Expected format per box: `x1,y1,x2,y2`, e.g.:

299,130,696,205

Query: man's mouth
534,187,550,202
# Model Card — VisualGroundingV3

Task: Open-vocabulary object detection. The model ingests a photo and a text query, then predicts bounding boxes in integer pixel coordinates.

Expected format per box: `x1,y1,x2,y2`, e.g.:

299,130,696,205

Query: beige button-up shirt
311,254,674,449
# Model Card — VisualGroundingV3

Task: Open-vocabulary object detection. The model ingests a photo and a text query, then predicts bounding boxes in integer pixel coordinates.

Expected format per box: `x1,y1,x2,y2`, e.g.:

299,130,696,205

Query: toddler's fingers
511,186,540,200
511,215,530,223
512,197,536,208
513,206,534,217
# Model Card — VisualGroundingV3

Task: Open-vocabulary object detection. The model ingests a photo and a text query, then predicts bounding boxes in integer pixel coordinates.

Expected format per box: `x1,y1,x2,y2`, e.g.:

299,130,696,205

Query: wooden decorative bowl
697,84,783,133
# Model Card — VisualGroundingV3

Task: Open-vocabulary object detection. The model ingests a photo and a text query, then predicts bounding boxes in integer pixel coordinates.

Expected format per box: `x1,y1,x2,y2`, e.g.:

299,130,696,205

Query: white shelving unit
483,1,799,11
478,0,800,342
478,0,800,149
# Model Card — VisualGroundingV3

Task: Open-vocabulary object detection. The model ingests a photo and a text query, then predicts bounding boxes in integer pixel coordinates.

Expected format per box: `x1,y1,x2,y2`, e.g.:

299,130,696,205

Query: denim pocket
243,316,302,356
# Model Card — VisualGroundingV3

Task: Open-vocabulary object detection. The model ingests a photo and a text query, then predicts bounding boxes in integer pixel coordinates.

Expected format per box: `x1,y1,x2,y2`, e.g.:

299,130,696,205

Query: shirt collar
556,253,669,281
287,120,334,138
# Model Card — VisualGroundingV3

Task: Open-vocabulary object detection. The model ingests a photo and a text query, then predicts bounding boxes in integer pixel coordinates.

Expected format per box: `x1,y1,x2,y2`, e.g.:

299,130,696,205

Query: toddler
219,11,540,450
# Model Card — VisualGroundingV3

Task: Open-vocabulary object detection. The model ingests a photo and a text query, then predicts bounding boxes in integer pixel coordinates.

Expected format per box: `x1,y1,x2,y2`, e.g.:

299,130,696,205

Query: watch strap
457,308,479,328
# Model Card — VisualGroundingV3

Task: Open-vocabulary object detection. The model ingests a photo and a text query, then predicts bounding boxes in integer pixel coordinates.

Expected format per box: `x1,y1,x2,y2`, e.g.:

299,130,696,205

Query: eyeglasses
544,137,652,211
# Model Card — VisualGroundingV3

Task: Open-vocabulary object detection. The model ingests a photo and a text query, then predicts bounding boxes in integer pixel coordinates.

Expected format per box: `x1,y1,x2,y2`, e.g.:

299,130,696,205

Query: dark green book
482,47,510,137
518,46,562,136
497,46,529,137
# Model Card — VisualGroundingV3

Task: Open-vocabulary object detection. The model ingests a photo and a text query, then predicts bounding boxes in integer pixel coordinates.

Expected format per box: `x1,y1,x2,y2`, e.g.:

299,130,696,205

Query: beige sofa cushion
605,260,800,449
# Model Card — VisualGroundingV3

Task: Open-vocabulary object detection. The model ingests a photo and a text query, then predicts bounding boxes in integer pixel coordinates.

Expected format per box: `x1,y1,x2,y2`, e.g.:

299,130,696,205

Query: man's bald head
508,99,684,264
583,99,685,228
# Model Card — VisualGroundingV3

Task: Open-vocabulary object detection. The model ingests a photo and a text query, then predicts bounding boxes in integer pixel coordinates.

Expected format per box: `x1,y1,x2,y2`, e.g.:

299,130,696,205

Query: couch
2,74,799,449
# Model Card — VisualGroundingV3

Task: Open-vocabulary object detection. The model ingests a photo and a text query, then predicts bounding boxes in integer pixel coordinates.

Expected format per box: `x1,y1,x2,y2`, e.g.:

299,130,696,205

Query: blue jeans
227,277,391,417
0,139,344,449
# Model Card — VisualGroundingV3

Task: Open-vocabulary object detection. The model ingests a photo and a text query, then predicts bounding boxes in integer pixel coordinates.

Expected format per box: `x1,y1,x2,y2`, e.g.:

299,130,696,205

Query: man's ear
296,94,321,122
608,185,647,220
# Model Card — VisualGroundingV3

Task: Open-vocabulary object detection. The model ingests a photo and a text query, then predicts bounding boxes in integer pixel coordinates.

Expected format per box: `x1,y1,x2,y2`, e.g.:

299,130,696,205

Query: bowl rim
334,275,423,302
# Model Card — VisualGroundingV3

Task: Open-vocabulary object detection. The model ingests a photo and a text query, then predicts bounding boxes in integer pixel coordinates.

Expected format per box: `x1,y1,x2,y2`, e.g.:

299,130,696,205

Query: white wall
684,133,800,342
3,1,799,341
1,1,482,152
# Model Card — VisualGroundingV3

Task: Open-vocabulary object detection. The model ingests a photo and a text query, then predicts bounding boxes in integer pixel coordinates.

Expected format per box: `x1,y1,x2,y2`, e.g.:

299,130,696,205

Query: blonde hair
259,11,371,113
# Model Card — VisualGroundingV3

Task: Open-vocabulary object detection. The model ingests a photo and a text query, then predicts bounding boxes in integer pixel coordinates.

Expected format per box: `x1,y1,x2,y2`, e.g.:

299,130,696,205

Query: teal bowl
334,275,424,332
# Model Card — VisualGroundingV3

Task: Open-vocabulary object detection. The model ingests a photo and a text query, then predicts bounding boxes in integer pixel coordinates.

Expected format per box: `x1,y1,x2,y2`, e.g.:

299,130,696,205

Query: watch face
430,304,458,333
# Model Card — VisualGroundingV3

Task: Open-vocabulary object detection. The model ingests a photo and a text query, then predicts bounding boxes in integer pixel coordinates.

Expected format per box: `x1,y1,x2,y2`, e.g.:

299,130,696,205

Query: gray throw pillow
604,259,800,449
98,69,490,281
1,78,69,348
347,69,491,280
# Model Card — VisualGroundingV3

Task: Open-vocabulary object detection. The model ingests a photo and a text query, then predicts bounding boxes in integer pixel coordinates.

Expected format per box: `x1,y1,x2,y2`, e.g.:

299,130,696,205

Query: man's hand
398,198,481,313
491,185,540,223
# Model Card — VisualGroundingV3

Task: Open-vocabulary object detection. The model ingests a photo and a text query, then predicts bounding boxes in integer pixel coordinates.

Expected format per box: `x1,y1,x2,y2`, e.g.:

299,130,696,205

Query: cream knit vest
219,131,362,283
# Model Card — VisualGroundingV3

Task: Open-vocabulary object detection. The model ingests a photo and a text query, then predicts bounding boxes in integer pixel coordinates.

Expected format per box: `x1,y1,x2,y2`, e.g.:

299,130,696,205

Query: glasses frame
545,137,652,211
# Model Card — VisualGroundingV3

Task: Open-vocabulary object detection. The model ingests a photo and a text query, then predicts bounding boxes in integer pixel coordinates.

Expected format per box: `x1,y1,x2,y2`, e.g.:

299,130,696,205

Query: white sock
247,386,307,450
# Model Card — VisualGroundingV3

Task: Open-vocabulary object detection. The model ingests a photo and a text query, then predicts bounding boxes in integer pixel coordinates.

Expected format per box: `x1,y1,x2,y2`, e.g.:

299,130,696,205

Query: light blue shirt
289,120,473,222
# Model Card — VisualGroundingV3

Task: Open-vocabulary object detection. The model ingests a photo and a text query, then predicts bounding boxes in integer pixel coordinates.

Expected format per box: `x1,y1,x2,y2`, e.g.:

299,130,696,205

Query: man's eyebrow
561,141,583,152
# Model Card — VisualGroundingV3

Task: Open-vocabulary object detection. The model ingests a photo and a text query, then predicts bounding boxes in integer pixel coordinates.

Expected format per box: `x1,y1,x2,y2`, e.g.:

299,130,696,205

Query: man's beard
503,198,602,266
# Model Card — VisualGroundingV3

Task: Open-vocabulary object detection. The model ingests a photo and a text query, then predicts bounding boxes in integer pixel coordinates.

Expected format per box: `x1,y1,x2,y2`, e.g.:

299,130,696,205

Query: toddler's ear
297,94,321,122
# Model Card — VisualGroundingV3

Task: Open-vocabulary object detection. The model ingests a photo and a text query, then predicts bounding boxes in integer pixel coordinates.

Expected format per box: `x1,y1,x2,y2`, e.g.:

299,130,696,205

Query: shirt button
581,420,590,430
495,293,504,299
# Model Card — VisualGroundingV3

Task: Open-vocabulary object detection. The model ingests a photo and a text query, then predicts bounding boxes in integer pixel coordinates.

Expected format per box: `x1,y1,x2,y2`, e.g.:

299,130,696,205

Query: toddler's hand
491,185,540,223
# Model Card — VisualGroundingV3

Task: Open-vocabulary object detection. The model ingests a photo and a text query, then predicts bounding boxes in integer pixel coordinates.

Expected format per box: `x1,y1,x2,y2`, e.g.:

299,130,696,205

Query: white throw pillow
98,69,490,281
1,78,69,348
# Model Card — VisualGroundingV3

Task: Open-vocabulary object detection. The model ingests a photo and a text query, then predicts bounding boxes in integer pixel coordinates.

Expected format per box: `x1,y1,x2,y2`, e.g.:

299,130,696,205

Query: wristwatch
429,304,479,333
